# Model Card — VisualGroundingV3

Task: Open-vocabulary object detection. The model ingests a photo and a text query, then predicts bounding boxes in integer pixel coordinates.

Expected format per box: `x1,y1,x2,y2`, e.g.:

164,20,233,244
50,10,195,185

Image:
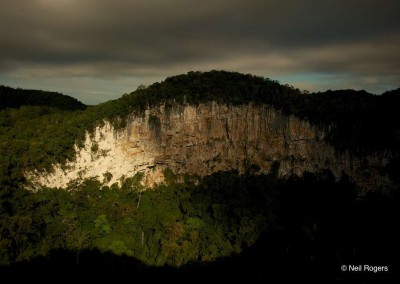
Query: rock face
29,102,391,190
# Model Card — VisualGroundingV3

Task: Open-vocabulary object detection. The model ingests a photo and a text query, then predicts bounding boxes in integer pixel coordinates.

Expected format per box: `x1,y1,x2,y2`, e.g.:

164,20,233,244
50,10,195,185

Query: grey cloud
0,0,399,102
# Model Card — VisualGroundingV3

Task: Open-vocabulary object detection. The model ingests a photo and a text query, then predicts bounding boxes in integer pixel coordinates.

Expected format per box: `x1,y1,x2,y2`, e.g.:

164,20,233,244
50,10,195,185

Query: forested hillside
0,71,399,281
3,71,399,176
75,71,400,153
0,85,86,111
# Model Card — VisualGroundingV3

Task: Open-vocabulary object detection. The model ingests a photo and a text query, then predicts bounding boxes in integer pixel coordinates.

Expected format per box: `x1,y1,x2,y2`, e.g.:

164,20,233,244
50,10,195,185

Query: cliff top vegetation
1,70,399,177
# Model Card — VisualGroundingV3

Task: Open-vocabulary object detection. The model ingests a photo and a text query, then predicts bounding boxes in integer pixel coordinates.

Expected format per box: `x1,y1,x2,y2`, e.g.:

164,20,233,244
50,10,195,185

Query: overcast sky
1,0,399,104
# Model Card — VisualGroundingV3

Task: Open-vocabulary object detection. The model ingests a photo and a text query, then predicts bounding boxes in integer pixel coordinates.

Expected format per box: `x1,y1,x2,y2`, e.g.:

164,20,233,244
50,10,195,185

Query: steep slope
29,102,392,190
20,71,399,191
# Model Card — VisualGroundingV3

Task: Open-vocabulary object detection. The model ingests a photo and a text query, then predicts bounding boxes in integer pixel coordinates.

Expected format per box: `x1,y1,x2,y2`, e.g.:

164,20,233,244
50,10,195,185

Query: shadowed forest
1,170,398,282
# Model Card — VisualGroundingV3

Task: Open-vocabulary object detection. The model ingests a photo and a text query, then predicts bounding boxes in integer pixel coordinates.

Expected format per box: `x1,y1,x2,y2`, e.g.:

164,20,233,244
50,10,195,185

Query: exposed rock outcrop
28,102,392,190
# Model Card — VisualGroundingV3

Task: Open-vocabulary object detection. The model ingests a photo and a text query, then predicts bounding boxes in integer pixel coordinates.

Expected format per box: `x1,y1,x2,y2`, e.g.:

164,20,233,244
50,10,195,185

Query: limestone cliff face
29,102,391,190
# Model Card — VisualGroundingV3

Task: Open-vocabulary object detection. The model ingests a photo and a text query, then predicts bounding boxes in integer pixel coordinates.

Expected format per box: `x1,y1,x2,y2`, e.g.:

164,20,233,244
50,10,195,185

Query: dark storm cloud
0,0,399,103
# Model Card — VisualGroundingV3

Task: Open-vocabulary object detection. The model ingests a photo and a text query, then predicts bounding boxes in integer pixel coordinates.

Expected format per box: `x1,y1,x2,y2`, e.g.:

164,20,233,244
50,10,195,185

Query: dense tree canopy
0,85,86,111
0,170,397,282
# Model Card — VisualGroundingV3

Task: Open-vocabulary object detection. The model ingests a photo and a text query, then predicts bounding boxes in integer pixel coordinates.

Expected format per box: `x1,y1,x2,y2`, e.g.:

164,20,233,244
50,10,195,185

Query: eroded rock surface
29,102,391,189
